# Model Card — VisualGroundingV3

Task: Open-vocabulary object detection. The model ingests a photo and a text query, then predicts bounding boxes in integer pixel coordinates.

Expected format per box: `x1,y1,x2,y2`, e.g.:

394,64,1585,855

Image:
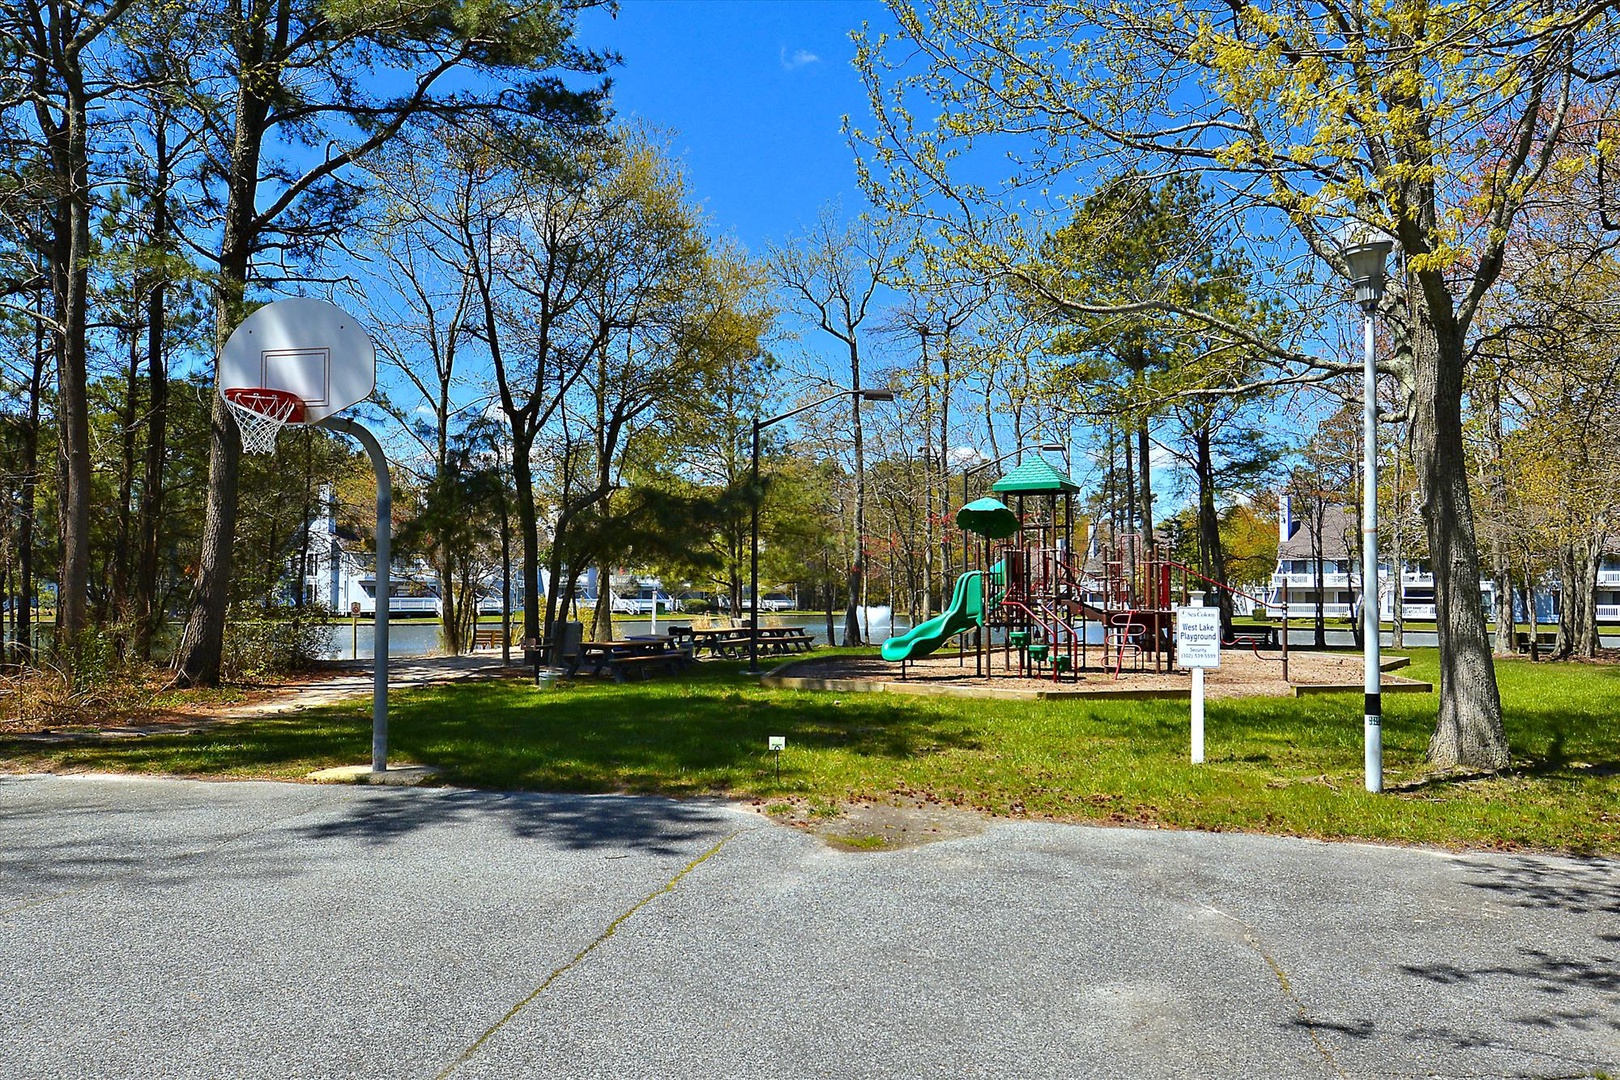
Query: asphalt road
2,774,1615,1079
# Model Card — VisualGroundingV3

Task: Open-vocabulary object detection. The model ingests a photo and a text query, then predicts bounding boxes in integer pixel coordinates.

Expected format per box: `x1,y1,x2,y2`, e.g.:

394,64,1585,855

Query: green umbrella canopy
955,497,1020,539
991,457,1081,495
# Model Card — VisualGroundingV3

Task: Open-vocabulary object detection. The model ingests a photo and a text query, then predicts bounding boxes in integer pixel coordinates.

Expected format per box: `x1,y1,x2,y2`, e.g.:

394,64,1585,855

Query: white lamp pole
1339,224,1394,794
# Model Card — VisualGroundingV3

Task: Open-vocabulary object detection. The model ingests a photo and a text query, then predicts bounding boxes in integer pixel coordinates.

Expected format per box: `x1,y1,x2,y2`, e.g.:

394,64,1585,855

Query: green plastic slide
881,570,986,662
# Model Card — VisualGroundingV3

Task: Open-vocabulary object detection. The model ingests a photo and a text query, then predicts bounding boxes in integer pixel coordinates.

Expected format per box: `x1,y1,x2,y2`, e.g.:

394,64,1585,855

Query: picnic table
689,625,816,658
569,638,696,682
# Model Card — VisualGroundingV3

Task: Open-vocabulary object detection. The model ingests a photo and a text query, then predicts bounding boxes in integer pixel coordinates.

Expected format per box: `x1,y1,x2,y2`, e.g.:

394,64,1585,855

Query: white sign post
1177,606,1222,764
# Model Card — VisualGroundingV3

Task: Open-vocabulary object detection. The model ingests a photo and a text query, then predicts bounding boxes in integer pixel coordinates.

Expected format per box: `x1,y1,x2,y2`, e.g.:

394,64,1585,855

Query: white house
1266,496,1496,622
291,503,508,617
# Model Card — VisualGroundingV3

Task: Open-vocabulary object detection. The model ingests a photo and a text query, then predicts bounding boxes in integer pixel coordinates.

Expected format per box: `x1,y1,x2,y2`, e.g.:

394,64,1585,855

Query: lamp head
1336,221,1395,312
857,389,896,402
1039,442,1067,454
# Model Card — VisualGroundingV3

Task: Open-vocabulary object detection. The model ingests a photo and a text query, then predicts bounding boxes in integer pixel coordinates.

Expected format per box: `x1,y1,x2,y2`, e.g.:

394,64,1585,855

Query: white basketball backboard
218,298,375,424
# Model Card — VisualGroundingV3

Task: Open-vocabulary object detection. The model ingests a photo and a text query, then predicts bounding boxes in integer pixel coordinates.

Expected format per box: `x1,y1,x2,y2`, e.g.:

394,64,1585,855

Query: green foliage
220,603,335,681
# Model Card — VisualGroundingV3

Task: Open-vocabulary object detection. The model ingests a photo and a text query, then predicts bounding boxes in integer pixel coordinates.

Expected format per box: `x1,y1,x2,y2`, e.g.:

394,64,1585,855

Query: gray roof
1279,503,1359,561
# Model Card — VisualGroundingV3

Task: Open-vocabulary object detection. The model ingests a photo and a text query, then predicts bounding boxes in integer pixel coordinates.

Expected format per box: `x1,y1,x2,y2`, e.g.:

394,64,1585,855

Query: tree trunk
47,86,95,649
437,552,461,653
1577,541,1600,659
133,269,169,660
512,430,542,646
13,312,44,663
593,563,614,641
1390,437,1405,649
111,315,141,627
170,31,277,687
846,351,866,646
498,466,511,665
823,553,836,645
1137,421,1154,552
1312,542,1326,649
1478,376,1515,656
1521,581,1537,661
1122,426,1136,593
842,560,863,646
1409,298,1507,770
1193,426,1232,636
1556,540,1600,661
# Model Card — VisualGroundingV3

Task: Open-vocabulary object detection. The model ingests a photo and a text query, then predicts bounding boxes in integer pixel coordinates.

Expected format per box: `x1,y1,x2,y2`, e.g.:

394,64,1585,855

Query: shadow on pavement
293,788,740,857
1392,854,1620,1046
1458,853,1620,917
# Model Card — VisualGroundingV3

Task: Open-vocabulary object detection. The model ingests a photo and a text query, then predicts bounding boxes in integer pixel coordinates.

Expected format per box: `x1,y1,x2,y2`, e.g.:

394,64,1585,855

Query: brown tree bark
1409,295,1508,770
170,40,269,685
1193,426,1233,637
12,309,46,663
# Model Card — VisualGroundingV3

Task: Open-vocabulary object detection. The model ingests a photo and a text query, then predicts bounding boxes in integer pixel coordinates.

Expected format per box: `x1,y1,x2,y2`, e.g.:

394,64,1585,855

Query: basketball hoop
223,387,305,454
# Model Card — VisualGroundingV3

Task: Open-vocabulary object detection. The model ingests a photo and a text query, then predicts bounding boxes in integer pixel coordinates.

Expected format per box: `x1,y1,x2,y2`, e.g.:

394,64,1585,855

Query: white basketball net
224,390,303,454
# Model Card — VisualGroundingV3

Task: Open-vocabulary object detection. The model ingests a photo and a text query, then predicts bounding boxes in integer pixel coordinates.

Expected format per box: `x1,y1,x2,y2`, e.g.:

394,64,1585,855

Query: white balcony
1597,570,1620,586
1274,572,1355,588
1267,602,1357,620
1599,604,1620,621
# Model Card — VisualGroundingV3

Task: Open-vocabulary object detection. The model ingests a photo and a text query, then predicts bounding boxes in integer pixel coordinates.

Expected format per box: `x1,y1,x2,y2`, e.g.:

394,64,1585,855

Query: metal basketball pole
321,416,390,772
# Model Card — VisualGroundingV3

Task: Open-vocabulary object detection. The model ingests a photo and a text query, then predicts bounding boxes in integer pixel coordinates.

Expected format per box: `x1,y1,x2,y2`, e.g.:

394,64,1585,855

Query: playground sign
1176,606,1222,668
1177,606,1222,765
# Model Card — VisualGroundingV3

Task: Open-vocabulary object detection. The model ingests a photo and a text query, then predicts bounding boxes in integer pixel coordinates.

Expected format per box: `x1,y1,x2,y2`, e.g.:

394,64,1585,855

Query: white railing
1597,570,1620,586
1268,602,1356,619
1599,604,1620,621
351,595,440,616
1276,572,1339,588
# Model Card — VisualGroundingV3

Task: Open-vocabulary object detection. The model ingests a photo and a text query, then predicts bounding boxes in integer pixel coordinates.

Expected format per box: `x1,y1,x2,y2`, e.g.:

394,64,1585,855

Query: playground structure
881,457,1277,682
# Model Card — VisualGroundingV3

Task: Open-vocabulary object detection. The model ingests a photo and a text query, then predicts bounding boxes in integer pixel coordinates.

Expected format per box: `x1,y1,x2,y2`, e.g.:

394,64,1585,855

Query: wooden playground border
759,655,1431,702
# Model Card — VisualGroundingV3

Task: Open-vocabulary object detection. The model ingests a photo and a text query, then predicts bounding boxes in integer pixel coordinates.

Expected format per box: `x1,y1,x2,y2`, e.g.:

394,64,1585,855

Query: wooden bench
604,644,696,682
1226,626,1278,652
605,654,673,683
1515,630,1558,653
474,626,507,650
777,632,816,653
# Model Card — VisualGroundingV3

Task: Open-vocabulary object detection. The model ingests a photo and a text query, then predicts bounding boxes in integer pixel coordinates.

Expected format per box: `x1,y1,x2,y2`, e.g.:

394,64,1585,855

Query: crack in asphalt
1200,903,1349,1079
433,830,741,1080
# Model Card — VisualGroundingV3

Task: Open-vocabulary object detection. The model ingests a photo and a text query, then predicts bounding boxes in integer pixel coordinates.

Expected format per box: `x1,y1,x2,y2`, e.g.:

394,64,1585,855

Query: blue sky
578,0,888,255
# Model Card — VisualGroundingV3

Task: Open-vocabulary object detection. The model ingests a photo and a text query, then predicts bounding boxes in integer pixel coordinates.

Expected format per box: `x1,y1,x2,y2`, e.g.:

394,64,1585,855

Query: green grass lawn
3,649,1616,853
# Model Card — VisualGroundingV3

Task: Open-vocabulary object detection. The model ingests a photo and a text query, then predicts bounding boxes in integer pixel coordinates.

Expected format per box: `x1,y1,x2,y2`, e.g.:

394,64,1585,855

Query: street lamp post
1340,223,1394,794
750,387,895,675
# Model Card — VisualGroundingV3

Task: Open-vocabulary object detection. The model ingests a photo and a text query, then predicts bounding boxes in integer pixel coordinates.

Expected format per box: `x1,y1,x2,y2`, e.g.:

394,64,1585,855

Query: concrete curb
305,763,442,785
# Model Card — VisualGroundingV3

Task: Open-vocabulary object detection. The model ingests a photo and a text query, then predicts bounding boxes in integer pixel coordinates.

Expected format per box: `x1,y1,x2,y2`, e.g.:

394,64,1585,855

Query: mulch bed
777,648,1429,700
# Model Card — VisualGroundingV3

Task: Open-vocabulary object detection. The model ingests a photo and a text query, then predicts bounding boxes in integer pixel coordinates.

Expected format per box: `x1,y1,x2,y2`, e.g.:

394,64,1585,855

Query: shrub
221,603,336,681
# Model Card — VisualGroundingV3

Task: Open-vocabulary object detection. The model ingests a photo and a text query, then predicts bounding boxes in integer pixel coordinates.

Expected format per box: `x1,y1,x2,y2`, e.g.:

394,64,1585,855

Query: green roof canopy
954,497,1020,539
990,457,1081,495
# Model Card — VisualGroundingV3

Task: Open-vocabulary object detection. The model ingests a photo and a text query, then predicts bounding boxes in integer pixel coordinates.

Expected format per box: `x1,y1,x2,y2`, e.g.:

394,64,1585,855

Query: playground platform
763,650,1431,702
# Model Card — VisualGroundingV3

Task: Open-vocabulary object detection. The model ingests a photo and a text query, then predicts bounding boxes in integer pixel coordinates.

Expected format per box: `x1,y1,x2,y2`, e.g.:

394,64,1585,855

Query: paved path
224,653,506,719
2,774,1615,1079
